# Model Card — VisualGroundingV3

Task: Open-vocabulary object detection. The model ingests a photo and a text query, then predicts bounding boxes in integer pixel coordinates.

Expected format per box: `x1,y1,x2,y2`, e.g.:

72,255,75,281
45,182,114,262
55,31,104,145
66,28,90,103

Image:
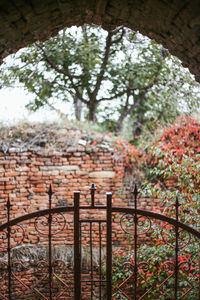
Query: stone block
89,171,115,178
40,165,80,173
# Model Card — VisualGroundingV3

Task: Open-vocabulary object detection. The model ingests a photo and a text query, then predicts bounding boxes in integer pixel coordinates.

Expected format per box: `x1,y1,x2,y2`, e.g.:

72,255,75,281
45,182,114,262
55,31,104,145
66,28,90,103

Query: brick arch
0,0,200,80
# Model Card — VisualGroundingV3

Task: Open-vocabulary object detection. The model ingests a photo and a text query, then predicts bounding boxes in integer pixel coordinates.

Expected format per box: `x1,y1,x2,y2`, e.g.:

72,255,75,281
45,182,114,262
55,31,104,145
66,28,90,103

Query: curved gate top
0,184,199,299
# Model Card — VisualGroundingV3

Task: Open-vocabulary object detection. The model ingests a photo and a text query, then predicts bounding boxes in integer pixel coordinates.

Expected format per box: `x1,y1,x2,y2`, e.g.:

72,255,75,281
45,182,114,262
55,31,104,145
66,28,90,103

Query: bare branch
110,26,124,36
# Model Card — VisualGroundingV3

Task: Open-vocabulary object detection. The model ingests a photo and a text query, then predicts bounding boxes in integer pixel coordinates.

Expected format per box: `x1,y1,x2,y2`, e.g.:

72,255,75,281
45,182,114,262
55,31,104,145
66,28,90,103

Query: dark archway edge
0,1,200,80
0,206,199,239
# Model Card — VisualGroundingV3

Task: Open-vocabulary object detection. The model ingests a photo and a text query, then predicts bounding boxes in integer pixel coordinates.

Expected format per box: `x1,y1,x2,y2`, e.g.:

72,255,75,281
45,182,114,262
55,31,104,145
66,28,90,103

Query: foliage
140,117,200,227
1,25,200,139
112,241,199,299
112,116,200,299
114,139,142,168
134,115,200,212
115,117,200,226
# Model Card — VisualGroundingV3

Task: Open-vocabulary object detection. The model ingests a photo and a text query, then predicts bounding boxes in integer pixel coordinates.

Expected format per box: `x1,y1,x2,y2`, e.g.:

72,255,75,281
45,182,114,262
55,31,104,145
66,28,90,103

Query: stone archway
0,0,200,80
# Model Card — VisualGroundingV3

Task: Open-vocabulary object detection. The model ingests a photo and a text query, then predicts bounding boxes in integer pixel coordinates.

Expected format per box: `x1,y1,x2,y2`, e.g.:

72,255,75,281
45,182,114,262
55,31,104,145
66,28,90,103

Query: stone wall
1,1,200,81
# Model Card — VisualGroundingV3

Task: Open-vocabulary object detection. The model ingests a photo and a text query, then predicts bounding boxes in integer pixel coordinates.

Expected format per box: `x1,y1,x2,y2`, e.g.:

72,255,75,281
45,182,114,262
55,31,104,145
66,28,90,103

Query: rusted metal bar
99,222,102,299
175,196,179,299
74,191,81,300
133,185,138,300
6,195,12,300
81,279,107,283
48,184,53,300
0,206,200,239
0,184,200,300
112,207,200,240
90,221,94,298
90,183,96,207
79,216,82,298
106,192,112,300
80,219,105,298
1,205,200,240
11,271,48,300
80,219,105,223
199,236,200,300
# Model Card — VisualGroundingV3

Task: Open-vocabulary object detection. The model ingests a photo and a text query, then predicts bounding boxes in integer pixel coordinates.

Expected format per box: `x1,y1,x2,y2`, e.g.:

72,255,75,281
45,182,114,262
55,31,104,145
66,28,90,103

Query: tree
1,25,129,122
0,25,200,138
99,41,200,139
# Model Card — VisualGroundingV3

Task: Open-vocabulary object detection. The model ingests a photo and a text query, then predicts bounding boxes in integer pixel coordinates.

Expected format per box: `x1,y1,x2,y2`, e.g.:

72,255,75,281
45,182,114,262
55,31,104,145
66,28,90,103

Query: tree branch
28,88,66,118
56,82,89,105
35,43,88,104
35,43,83,79
110,27,125,45
97,70,157,103
81,26,92,97
97,88,130,102
92,28,125,98
91,30,114,98
115,92,130,132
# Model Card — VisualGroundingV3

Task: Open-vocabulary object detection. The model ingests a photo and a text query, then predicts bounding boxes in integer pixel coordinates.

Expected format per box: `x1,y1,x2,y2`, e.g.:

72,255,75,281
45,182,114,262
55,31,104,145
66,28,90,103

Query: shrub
112,117,200,299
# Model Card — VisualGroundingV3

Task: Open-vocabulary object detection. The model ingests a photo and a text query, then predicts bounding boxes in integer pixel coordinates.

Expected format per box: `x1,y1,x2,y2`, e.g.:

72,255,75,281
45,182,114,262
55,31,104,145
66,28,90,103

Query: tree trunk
73,95,82,121
132,113,144,139
115,108,129,133
87,100,97,122
131,92,146,139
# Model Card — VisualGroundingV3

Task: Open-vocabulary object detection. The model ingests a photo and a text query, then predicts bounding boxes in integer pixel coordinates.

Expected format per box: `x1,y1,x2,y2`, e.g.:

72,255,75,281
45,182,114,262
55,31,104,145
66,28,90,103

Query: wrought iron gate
0,184,200,299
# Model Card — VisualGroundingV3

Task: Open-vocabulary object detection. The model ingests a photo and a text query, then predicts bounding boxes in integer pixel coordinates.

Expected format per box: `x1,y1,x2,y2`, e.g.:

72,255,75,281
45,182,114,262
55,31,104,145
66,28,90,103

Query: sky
0,87,66,125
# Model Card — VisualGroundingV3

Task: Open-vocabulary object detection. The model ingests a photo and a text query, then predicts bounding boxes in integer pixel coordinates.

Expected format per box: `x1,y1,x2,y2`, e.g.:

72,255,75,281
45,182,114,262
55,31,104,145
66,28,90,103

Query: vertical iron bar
175,196,179,300
198,216,200,300
74,191,81,300
48,185,53,300
106,192,112,300
90,183,96,207
79,219,82,294
6,194,12,300
133,185,138,300
90,222,93,299
99,222,102,299
199,246,200,300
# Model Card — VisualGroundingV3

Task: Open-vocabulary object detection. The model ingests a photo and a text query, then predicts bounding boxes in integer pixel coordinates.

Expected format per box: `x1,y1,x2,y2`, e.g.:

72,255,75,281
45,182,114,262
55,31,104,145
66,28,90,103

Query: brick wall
0,147,126,221
0,144,162,220
0,140,164,298
0,142,162,246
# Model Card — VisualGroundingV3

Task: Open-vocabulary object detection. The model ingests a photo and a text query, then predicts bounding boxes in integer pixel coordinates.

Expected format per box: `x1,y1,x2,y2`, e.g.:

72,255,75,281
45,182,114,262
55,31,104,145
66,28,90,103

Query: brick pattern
0,147,161,224
0,148,125,251
0,147,164,299
0,142,165,256
0,149,125,222
0,148,162,247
